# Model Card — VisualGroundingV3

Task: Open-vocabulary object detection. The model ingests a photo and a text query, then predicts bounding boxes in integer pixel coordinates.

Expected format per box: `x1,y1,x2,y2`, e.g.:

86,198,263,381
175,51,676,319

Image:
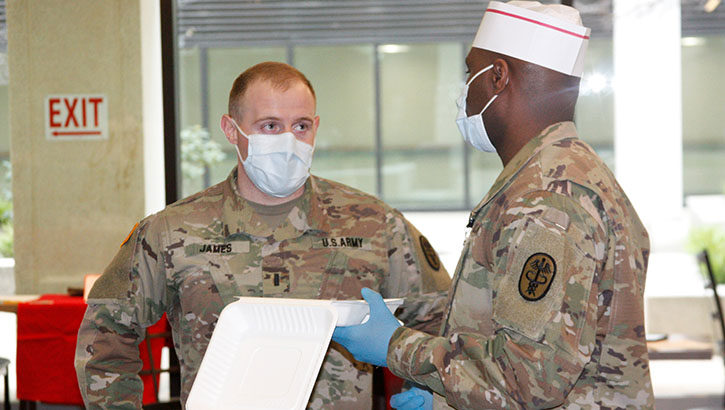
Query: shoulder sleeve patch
493,220,567,340
518,252,557,301
120,222,139,248
89,224,140,301
419,235,441,271
405,220,451,292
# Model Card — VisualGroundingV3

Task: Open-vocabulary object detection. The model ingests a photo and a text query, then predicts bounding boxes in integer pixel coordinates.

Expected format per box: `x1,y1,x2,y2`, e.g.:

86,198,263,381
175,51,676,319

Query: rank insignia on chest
518,252,557,301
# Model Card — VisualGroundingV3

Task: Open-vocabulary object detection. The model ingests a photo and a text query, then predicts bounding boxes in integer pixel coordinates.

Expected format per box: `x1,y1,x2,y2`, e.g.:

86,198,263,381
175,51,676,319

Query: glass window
379,43,465,209
469,153,502,206
174,5,725,211
0,55,8,160
179,48,202,130
575,37,615,170
295,45,377,194
0,36,12,260
682,35,725,196
178,47,286,197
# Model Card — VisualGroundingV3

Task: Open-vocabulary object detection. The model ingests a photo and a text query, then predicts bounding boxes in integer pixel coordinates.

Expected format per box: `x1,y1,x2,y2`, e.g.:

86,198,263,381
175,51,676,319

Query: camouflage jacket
387,122,654,409
75,168,450,409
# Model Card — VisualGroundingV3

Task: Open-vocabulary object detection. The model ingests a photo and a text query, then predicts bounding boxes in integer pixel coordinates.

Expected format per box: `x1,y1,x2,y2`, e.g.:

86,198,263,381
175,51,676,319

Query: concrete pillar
7,1,164,293
613,0,683,225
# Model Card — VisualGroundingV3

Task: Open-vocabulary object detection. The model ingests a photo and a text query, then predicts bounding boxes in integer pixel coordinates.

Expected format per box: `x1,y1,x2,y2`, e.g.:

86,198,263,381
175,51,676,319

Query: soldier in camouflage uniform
334,2,654,409
75,61,451,409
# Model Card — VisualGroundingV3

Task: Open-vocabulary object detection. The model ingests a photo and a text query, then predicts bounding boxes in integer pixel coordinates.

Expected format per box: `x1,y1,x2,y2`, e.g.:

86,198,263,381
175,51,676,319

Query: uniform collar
222,168,327,241
469,121,579,220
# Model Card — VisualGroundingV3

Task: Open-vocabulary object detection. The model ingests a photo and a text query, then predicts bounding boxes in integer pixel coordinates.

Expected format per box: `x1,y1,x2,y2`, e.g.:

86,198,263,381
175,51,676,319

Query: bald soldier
75,62,451,409
333,2,654,409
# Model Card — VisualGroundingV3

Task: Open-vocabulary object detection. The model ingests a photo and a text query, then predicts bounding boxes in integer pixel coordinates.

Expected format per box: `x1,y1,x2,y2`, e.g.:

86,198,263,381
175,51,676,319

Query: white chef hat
472,1,591,77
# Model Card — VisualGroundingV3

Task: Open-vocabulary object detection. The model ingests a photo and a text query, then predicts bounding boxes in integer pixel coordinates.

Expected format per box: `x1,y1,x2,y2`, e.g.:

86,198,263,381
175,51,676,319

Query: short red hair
228,61,316,119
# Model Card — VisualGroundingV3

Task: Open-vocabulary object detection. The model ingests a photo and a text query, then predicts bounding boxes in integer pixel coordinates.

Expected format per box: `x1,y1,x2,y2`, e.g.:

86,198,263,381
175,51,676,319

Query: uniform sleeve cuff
386,326,427,380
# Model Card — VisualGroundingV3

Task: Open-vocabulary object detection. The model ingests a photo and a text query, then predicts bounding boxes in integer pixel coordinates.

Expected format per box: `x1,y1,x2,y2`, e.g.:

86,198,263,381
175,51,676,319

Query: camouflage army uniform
387,122,654,409
75,168,450,409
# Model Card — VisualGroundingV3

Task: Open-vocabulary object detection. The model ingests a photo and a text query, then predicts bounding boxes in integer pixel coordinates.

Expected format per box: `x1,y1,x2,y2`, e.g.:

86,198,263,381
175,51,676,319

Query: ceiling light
681,37,706,47
378,44,410,54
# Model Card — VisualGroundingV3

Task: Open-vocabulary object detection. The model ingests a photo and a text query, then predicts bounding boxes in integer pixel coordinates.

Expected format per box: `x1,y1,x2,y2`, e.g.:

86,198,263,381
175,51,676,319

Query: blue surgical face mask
229,118,314,198
455,65,500,153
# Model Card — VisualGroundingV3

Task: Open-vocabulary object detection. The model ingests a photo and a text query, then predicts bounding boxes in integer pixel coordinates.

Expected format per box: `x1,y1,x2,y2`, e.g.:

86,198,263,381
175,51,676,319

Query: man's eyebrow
253,116,281,123
252,116,314,124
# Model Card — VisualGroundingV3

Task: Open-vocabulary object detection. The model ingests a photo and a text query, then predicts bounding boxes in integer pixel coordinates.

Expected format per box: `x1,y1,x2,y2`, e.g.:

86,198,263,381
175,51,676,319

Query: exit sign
45,94,108,140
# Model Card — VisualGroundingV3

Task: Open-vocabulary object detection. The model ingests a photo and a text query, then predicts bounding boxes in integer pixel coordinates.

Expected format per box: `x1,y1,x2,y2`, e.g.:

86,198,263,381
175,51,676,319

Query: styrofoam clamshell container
186,296,405,410
331,298,404,326
186,298,338,410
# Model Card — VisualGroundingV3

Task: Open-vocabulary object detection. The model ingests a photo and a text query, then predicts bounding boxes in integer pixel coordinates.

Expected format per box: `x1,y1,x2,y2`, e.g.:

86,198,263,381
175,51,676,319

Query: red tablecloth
384,367,405,410
16,294,169,405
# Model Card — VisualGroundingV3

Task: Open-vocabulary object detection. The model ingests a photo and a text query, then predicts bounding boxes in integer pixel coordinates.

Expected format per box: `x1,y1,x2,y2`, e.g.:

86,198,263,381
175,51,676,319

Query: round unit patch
518,252,557,301
419,236,441,271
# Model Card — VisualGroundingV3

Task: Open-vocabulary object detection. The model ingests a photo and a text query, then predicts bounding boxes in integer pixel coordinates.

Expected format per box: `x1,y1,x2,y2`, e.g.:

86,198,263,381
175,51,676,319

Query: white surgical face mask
229,118,314,198
455,64,499,153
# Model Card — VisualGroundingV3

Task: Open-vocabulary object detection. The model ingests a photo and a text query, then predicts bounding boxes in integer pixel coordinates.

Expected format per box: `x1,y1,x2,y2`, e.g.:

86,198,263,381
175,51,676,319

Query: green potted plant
180,125,226,194
0,160,12,257
687,226,725,284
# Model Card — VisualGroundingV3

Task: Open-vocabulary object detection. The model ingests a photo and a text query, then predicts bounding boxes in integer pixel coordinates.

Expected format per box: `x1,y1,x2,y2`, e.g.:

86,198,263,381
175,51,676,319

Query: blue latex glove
332,287,401,367
390,387,433,410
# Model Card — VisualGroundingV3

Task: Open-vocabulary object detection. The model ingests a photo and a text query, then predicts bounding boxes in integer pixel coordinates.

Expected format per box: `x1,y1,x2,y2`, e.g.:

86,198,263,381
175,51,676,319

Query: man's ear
220,114,238,145
491,58,510,94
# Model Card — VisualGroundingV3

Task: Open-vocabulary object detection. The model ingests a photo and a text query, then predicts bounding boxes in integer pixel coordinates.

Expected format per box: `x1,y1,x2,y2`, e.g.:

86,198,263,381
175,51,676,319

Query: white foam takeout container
331,298,404,327
186,296,404,410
